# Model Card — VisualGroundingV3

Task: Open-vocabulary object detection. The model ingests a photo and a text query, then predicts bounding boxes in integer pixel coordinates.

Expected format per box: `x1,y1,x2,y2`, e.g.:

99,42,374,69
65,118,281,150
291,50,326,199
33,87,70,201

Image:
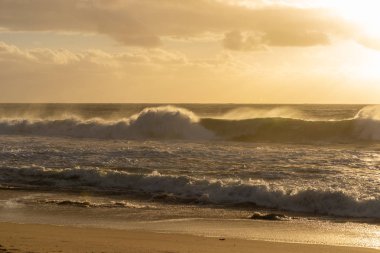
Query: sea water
0,104,379,247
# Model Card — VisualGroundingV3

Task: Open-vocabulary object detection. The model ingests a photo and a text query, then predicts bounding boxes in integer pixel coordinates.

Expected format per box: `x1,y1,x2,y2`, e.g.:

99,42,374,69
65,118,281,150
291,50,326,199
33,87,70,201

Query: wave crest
355,105,380,120
128,106,213,139
0,106,213,140
2,166,379,218
1,105,380,142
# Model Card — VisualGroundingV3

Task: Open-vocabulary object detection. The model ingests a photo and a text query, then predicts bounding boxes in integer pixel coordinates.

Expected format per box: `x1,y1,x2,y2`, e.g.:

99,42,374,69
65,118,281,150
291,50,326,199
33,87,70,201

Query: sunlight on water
0,104,379,249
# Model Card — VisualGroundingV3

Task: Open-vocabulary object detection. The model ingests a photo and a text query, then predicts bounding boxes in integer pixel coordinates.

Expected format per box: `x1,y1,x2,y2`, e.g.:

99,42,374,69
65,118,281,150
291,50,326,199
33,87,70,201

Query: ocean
0,104,379,247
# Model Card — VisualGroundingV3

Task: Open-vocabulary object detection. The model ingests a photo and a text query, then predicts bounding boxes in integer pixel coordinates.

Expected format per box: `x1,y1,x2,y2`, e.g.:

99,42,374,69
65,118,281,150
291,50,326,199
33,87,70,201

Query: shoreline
1,189,380,249
0,222,378,253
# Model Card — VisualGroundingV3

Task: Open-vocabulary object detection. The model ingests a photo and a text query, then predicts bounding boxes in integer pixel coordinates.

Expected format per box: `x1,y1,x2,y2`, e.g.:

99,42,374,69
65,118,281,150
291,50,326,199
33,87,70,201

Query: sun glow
240,1,380,37
318,0,380,37
329,0,380,36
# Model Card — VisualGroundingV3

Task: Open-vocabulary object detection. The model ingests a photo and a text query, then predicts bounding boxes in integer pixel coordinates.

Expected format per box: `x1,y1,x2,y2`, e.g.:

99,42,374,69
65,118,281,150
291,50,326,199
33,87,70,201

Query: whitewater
0,104,379,221
1,104,380,142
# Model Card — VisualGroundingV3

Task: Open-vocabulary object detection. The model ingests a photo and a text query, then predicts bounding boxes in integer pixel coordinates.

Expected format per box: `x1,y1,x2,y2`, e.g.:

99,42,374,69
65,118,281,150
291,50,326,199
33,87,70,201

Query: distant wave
0,105,380,143
201,105,380,142
1,166,379,218
0,106,213,140
201,117,380,142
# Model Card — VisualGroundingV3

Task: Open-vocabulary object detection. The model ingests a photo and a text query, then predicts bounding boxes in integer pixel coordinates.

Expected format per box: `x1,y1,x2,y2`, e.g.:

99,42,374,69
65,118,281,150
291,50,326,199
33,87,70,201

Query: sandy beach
0,222,378,253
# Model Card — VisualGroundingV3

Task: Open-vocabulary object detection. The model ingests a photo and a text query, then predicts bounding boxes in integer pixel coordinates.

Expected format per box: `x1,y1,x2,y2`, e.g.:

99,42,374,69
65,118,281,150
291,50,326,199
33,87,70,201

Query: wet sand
0,222,378,253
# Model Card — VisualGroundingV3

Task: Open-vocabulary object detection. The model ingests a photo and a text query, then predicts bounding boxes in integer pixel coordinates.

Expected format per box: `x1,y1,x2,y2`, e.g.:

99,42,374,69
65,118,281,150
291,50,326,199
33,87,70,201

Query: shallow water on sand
0,190,379,249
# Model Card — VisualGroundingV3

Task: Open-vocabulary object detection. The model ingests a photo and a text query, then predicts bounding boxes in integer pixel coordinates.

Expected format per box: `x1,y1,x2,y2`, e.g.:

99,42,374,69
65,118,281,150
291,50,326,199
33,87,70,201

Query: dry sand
0,222,378,253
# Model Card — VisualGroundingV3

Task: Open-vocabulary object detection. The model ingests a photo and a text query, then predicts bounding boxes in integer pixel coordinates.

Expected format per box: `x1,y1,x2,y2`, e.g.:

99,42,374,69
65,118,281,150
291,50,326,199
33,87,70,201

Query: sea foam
1,166,379,219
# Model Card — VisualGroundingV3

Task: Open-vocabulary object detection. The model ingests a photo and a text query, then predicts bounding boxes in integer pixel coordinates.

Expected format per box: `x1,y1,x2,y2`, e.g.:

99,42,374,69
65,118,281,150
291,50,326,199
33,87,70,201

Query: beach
1,222,378,253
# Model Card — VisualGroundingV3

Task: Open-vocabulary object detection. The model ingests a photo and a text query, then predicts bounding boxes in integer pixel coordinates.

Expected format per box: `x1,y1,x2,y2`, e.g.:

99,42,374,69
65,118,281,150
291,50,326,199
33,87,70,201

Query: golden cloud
0,0,358,49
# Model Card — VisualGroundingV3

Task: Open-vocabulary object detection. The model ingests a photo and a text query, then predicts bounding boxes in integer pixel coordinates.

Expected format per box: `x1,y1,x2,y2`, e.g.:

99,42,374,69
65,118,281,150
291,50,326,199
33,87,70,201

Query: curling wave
0,106,213,140
1,166,379,218
0,105,380,142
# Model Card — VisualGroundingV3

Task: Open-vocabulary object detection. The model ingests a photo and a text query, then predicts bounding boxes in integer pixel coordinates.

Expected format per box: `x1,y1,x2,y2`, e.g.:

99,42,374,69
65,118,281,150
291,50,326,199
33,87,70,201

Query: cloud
0,40,243,82
1,40,379,103
0,40,252,102
0,0,355,49
223,31,267,51
0,41,189,65
355,34,380,51
0,41,34,61
0,0,161,47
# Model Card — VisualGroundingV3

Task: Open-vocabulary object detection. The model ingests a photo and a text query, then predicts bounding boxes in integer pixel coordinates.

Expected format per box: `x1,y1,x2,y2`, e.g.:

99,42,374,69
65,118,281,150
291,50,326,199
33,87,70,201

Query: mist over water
0,103,363,120
0,104,379,142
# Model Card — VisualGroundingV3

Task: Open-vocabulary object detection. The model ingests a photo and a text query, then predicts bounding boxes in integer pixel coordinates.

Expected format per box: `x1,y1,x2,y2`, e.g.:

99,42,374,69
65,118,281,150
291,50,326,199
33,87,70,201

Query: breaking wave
1,166,379,218
36,199,154,209
0,106,213,140
201,117,380,142
0,105,380,142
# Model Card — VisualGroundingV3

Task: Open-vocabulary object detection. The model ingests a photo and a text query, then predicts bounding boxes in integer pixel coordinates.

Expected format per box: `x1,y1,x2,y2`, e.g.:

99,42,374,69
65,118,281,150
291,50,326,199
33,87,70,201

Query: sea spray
0,106,214,140
0,105,380,142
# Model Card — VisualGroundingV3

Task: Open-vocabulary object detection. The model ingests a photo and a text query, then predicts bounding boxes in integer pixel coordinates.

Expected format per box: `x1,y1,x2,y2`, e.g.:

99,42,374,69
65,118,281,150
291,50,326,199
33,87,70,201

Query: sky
1,0,380,103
